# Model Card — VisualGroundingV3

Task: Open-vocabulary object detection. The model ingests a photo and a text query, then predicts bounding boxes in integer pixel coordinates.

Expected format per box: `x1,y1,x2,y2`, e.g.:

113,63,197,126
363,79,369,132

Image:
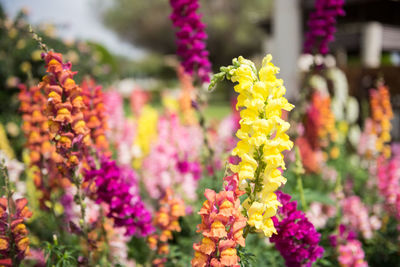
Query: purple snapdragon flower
270,191,324,267
85,158,154,236
304,0,345,55
169,0,211,83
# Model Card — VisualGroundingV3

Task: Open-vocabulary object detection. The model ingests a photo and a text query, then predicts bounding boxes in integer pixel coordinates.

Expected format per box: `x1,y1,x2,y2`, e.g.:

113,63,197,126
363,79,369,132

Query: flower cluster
84,158,154,236
18,84,65,207
306,202,336,229
169,0,211,83
216,54,294,237
142,113,203,201
304,0,345,55
192,174,246,267
330,225,368,267
377,157,400,222
295,136,321,173
148,188,186,266
270,191,324,267
103,91,138,166
0,198,33,263
40,51,90,172
341,196,380,239
305,92,337,150
338,240,368,267
81,79,110,157
369,85,393,159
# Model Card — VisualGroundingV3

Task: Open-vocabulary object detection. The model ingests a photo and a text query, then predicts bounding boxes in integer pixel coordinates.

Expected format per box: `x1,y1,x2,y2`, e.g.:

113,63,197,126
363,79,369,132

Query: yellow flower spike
211,54,294,237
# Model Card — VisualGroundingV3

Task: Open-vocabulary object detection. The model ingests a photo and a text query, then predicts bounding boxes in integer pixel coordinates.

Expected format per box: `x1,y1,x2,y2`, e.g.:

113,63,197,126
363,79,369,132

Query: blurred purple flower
304,0,345,55
169,0,211,83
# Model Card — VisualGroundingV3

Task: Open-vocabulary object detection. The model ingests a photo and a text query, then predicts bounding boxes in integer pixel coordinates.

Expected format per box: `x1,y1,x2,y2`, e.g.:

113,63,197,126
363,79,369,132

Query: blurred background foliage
100,0,272,70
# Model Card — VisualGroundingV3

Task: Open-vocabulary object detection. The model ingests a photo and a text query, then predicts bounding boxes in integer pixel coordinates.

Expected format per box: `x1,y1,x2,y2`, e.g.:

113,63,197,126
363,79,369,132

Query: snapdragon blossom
341,196,380,239
169,0,211,83
40,51,90,172
81,79,110,157
369,85,393,159
84,158,154,236
304,0,345,55
330,225,368,267
192,174,246,267
148,188,186,266
270,191,324,267
214,54,294,237
18,83,65,208
0,198,33,264
142,113,202,201
377,156,400,223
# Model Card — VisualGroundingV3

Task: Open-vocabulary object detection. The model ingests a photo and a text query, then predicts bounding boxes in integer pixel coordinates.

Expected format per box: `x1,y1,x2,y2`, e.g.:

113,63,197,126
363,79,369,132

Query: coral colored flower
177,65,196,125
169,0,211,83
81,79,110,157
270,191,324,267
192,174,246,267
369,85,393,158
214,54,294,237
0,197,33,262
18,84,65,208
305,92,337,150
295,137,320,173
148,188,186,266
84,158,154,236
40,51,90,174
304,0,345,55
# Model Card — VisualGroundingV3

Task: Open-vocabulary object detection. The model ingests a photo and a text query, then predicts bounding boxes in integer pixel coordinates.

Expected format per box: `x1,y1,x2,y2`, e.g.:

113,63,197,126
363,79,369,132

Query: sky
1,0,146,59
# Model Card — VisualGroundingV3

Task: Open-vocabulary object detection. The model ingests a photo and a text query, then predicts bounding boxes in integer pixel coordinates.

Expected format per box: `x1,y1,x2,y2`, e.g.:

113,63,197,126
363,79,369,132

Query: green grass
203,102,231,120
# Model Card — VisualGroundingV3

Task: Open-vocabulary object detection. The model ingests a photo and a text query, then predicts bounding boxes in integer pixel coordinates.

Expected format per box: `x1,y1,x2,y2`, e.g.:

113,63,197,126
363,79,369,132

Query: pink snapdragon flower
341,196,380,239
142,113,203,201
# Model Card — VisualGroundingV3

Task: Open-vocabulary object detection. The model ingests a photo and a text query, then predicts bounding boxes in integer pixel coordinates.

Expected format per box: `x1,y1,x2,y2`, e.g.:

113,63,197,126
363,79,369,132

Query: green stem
294,147,307,211
296,173,307,211
71,171,92,264
243,225,250,239
100,207,112,263
334,172,343,228
195,104,217,180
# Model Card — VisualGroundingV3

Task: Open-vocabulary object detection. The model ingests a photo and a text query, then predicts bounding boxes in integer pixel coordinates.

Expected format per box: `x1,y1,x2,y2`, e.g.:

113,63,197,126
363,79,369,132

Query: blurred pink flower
306,202,336,229
342,196,380,239
142,113,203,201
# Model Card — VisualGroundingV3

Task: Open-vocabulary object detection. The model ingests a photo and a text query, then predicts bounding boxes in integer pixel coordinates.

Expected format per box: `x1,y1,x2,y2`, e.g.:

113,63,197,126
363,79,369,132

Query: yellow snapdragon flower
211,54,294,237
132,106,158,169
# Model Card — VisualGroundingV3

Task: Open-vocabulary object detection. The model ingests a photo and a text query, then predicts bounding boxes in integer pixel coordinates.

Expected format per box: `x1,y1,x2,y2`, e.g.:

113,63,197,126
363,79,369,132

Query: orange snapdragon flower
40,51,90,173
369,85,393,158
305,92,337,150
0,198,32,263
192,174,246,267
81,79,111,157
148,188,186,266
177,65,196,125
18,84,66,208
